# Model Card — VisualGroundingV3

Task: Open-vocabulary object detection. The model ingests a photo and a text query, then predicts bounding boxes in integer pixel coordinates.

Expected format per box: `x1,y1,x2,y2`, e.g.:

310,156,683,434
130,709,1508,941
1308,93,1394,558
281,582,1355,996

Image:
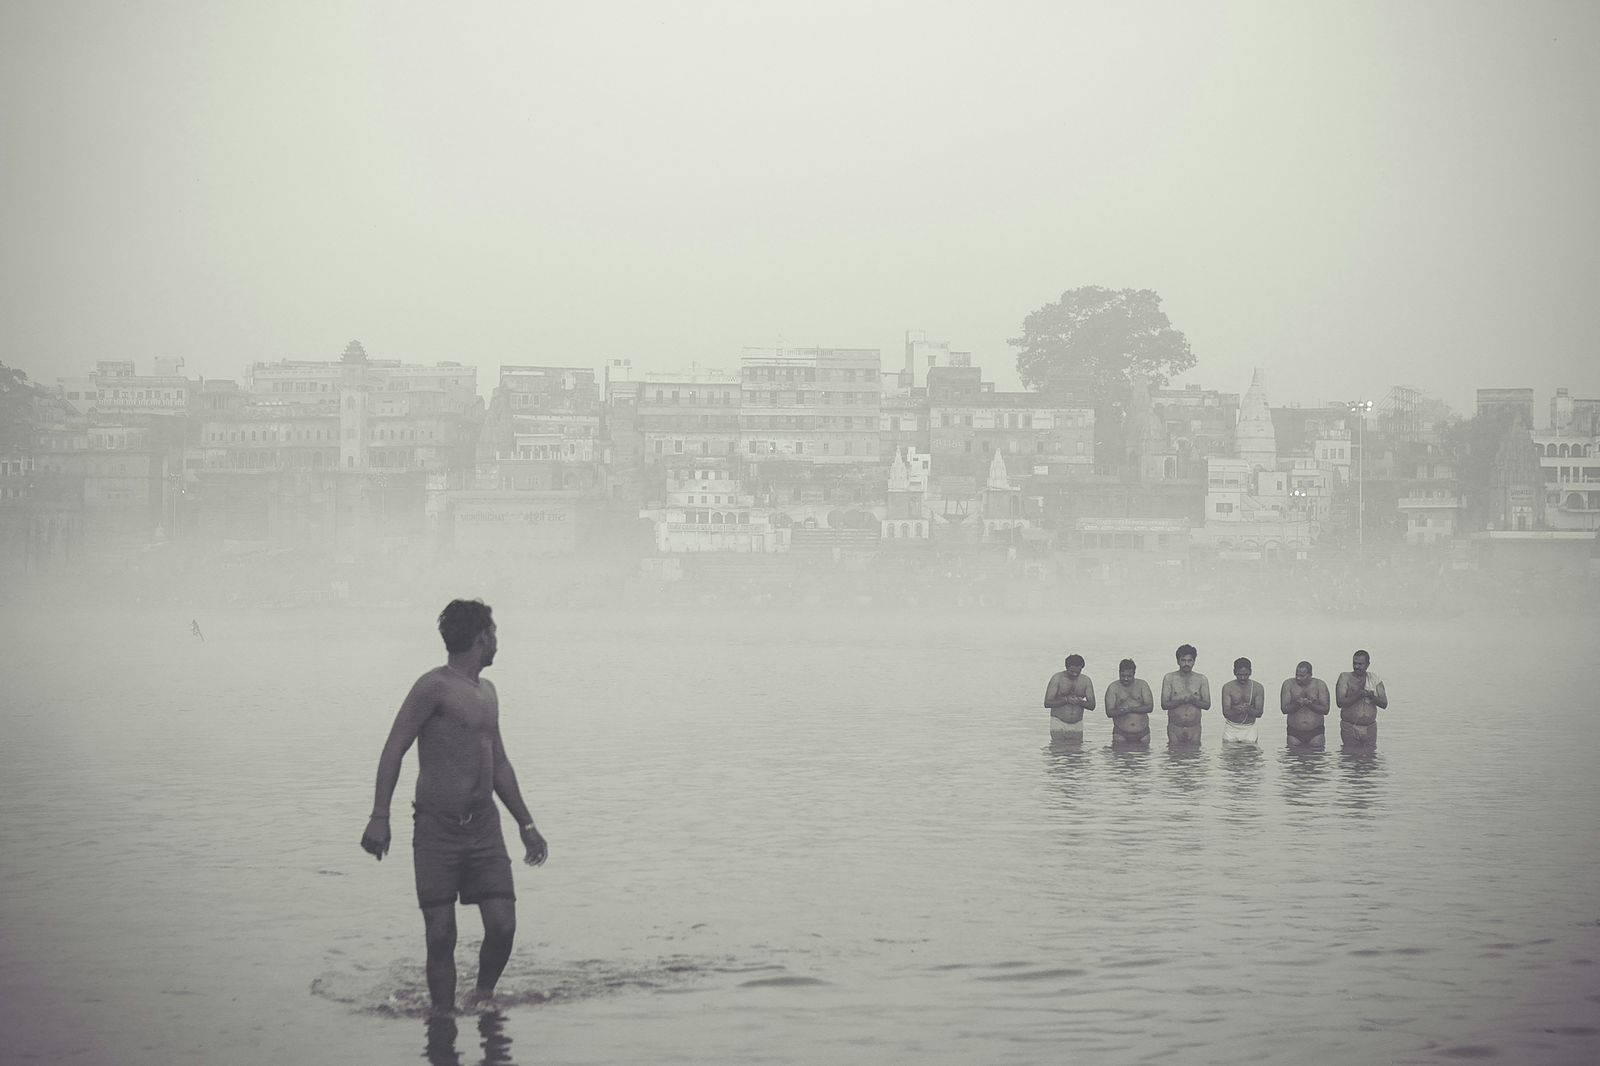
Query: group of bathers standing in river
1044,645,1389,749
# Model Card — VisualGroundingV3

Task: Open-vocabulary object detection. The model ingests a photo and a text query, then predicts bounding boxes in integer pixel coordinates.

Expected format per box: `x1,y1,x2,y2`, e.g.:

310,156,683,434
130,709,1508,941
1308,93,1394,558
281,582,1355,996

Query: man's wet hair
1353,648,1370,661
1234,657,1251,671
1176,644,1197,660
1064,654,1085,670
1297,660,1313,672
1119,658,1136,672
438,599,494,653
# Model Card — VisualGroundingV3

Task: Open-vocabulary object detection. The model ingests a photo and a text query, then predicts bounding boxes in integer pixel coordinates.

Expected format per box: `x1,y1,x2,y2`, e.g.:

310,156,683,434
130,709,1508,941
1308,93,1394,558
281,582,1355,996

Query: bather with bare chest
413,667,500,817
1161,644,1210,744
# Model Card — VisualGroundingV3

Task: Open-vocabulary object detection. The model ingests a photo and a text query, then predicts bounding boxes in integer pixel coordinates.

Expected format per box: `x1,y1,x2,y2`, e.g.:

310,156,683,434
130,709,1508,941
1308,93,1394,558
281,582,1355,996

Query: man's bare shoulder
415,666,452,690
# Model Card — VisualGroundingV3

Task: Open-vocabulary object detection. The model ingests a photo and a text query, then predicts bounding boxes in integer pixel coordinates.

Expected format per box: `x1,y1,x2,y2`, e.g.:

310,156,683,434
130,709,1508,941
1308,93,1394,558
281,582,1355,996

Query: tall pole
1349,399,1372,565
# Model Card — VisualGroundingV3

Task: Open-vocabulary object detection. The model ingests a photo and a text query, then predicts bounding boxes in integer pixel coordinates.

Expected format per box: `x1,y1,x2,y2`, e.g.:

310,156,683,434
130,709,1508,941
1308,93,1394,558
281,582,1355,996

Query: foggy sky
2,1,1596,415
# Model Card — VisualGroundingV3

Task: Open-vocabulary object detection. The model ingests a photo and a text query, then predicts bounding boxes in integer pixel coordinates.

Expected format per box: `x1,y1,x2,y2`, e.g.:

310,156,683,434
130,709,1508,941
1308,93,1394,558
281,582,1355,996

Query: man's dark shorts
412,804,515,909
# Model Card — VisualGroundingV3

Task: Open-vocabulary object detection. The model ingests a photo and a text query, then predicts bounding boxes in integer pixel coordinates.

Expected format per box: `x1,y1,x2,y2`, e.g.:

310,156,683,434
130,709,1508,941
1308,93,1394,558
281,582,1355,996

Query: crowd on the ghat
1044,646,1388,749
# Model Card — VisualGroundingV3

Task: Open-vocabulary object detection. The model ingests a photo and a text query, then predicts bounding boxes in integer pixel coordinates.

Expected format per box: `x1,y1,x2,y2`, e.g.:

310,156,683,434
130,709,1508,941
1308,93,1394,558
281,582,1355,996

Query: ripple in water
311,953,723,1016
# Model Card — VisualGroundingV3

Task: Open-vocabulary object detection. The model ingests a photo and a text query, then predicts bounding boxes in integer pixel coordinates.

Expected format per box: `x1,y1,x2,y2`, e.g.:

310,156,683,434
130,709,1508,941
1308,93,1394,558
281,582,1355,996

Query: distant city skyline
2,2,1595,417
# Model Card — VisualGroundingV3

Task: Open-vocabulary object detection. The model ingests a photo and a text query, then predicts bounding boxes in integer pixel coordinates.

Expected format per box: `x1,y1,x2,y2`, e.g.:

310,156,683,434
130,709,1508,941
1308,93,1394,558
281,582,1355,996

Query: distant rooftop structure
1477,387,1534,425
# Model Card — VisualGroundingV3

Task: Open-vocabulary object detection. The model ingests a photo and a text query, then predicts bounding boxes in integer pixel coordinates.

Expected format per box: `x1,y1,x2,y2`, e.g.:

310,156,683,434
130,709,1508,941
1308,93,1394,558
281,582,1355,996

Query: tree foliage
1,362,42,450
1439,407,1519,532
1010,286,1196,404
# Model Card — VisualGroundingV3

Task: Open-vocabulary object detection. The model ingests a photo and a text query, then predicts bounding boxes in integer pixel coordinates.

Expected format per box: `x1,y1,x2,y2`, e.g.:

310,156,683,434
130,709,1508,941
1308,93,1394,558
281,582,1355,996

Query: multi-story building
601,360,645,503
739,347,881,463
925,365,1095,484
631,364,743,467
1153,382,1240,476
1284,457,1334,531
59,358,192,418
221,343,480,476
183,342,480,552
1533,436,1599,533
1194,456,1311,561
639,462,786,553
1551,387,1600,436
1477,387,1536,425
1391,440,1464,545
18,362,190,556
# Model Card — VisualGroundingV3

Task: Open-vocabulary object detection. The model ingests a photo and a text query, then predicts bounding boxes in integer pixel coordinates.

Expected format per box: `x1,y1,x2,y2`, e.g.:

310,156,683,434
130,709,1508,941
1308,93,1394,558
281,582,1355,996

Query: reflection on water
1278,747,1331,807
1040,742,1089,807
1161,744,1210,808
1216,743,1263,828
424,1011,517,1066
425,1015,461,1066
1336,747,1388,816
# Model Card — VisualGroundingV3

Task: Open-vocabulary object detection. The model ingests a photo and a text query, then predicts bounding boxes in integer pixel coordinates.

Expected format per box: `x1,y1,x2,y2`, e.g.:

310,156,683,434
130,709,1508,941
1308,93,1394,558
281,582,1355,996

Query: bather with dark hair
361,599,550,1016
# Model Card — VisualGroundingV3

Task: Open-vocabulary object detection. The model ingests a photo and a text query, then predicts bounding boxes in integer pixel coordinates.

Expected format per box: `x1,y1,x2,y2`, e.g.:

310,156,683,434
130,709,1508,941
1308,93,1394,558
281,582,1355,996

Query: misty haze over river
2,593,1597,1065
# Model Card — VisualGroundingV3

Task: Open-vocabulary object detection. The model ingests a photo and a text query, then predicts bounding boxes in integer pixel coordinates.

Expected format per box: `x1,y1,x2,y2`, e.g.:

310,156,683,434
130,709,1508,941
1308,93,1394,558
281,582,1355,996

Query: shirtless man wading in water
1105,658,1153,747
1219,657,1265,744
1161,644,1210,745
1280,661,1331,748
1044,653,1096,738
360,599,549,1016
1336,649,1388,747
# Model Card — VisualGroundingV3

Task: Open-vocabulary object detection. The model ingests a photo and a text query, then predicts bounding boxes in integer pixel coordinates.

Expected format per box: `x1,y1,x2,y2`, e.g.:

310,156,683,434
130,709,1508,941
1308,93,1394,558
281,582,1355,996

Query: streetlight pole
1348,400,1373,563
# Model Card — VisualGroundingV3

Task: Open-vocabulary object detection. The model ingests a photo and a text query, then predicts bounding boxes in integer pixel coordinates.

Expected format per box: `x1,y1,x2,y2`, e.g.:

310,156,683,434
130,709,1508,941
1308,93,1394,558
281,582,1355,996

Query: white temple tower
1236,368,1278,473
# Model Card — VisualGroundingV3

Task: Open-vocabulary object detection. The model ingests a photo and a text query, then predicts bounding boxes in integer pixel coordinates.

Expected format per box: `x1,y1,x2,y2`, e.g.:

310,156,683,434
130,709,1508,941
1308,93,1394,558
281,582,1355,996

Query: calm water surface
2,604,1598,1065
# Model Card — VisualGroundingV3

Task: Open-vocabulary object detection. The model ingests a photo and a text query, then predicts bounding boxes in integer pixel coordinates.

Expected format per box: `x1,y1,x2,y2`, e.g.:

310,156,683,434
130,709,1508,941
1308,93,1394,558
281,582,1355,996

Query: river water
1,603,1597,1065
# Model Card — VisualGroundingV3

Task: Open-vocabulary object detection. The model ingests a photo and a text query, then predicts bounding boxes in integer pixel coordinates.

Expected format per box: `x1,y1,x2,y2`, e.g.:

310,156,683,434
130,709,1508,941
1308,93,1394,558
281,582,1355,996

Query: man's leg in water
472,899,517,1002
422,904,458,1013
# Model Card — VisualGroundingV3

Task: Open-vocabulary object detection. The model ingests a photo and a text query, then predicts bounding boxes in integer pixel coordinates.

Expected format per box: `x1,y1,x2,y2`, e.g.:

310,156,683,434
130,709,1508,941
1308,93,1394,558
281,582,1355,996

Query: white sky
2,1,1596,415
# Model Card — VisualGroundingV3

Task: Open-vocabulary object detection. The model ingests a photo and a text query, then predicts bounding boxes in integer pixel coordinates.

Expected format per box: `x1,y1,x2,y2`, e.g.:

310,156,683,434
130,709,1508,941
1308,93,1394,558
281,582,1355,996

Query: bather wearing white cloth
1220,717,1259,744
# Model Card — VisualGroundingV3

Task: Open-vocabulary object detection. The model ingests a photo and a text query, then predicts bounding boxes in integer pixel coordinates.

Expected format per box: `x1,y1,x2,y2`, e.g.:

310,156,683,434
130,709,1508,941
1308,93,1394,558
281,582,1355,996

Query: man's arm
1373,680,1388,710
490,711,548,867
1196,676,1212,711
1250,681,1265,719
1104,685,1122,719
1136,680,1154,714
1280,680,1296,714
1334,673,1356,709
1044,674,1066,709
1160,673,1178,711
1079,678,1095,711
1313,680,1331,715
360,674,440,861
